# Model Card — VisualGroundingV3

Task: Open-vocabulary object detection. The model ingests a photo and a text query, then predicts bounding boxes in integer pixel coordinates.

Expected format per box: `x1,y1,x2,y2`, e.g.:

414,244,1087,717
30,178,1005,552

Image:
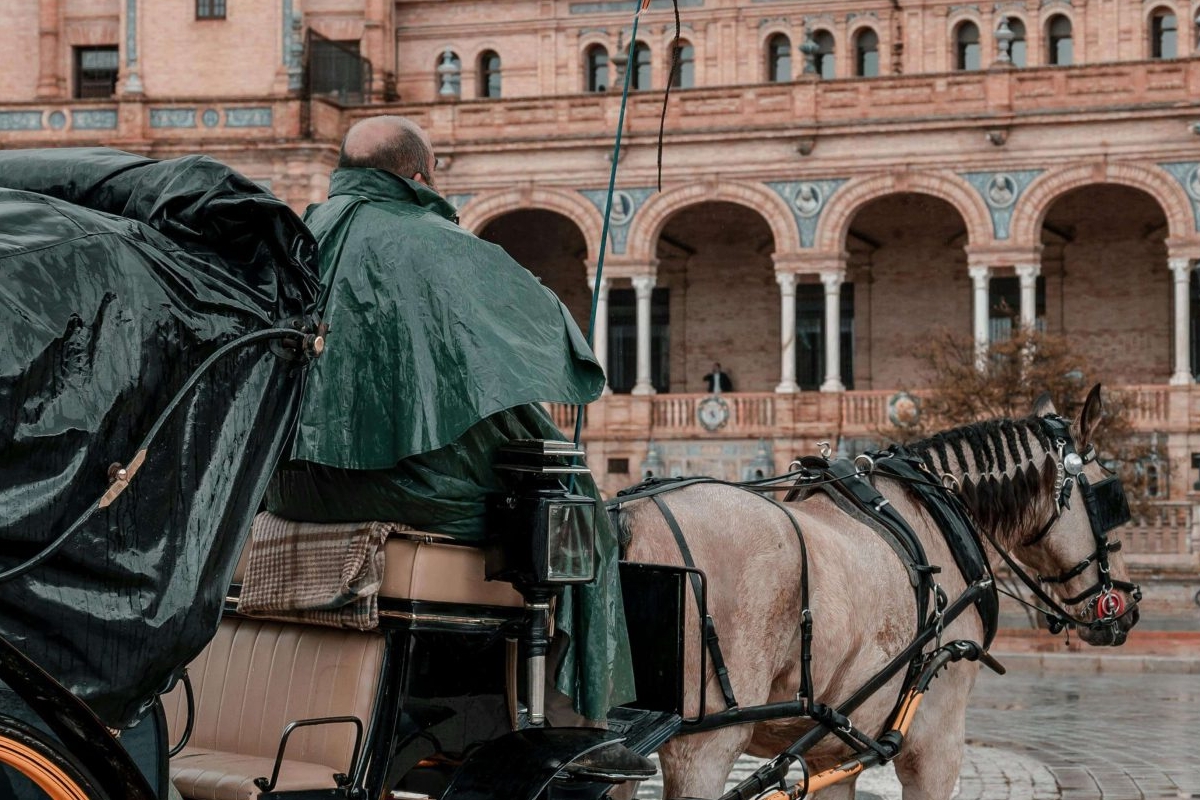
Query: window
74,46,119,99
478,50,501,98
813,30,835,79
435,49,461,98
988,275,1045,342
767,33,791,82
310,38,366,103
796,283,854,390
586,45,609,91
671,40,694,88
855,28,879,77
195,0,226,19
1151,9,1178,58
631,41,651,90
955,22,981,70
1008,18,1028,67
1047,15,1073,65
608,287,670,393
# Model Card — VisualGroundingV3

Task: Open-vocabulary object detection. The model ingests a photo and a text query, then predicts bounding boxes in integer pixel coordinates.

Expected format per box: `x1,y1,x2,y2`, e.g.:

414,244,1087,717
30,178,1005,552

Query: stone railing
1124,502,1195,560
338,60,1199,147
549,384,1193,440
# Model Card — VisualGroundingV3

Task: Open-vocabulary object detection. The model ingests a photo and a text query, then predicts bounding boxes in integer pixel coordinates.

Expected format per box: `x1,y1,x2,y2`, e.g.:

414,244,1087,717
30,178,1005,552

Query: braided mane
905,417,1059,548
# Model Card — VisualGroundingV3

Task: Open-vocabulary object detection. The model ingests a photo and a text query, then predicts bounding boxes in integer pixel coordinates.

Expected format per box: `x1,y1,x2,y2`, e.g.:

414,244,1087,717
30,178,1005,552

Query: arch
1044,13,1074,65
458,187,604,263
477,49,501,98
582,41,610,92
624,181,801,261
815,172,992,252
852,26,880,76
953,19,982,70
811,29,836,79
1008,163,1194,246
1147,5,1180,57
764,31,793,82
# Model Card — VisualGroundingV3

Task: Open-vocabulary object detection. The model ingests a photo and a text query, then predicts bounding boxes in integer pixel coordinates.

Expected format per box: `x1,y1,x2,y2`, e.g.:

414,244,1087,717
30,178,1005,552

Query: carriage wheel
0,715,107,800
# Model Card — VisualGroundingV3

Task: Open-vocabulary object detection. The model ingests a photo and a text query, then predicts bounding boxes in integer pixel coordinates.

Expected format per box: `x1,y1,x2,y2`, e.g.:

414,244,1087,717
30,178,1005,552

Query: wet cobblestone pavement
638,669,1200,799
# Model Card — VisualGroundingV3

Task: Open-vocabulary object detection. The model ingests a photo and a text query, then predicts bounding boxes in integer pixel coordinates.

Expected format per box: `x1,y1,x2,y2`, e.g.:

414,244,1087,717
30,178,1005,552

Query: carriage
0,149,1141,800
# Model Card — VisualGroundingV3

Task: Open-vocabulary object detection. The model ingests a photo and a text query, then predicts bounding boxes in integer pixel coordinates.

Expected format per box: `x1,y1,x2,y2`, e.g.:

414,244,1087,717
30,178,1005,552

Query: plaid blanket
236,512,406,630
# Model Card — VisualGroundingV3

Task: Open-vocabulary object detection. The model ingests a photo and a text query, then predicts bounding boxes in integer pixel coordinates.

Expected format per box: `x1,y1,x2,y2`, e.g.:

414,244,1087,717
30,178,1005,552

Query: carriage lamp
486,439,598,727
486,439,597,587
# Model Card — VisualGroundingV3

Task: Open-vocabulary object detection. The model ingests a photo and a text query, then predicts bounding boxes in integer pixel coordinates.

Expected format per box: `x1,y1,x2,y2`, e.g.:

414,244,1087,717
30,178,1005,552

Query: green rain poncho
267,168,634,720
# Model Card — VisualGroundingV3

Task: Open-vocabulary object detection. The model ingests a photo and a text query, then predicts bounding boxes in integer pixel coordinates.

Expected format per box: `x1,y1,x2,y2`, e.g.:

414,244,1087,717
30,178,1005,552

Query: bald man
267,116,649,779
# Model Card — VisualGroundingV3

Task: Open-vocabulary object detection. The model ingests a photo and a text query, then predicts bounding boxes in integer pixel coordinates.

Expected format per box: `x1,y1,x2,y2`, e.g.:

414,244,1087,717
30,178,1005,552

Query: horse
615,385,1140,800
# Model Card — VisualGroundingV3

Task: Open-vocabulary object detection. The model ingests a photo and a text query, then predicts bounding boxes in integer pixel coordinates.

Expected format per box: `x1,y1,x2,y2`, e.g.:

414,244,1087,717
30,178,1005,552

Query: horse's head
1017,384,1141,646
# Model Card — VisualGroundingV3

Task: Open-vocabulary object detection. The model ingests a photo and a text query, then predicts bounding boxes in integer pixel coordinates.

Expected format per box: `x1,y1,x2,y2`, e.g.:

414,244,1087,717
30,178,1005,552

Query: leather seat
162,619,385,800
164,531,522,799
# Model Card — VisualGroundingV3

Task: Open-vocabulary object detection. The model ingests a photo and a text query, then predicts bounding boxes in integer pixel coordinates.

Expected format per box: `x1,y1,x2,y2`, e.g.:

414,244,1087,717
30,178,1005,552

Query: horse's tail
609,502,635,557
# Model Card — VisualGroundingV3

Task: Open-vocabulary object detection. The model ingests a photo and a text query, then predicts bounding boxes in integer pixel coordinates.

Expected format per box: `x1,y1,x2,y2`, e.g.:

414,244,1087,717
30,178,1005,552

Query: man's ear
1032,391,1056,417
1077,383,1103,450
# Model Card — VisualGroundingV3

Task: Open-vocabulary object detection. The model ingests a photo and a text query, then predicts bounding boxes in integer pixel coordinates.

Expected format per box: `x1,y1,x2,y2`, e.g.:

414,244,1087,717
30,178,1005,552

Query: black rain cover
0,148,318,727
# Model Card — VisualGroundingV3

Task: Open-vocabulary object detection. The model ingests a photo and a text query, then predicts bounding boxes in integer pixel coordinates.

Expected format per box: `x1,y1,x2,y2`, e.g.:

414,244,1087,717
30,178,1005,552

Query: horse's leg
810,781,856,800
891,663,977,800
658,727,752,800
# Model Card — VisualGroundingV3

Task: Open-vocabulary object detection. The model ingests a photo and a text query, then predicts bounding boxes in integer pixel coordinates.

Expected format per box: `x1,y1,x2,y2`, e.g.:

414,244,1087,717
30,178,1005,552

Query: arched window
631,41,652,89
1008,18,1027,67
813,30,835,79
671,40,695,88
586,45,608,92
1047,15,1073,65
767,33,791,82
955,21,981,70
855,28,879,76
478,50,501,98
1151,8,1178,58
436,49,461,98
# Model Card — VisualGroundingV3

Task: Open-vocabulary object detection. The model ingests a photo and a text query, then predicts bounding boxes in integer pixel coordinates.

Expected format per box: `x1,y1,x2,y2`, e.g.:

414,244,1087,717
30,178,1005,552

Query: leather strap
651,494,739,711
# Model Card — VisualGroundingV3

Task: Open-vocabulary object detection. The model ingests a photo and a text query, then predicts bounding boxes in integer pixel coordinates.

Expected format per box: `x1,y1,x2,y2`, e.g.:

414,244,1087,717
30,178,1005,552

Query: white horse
617,386,1139,799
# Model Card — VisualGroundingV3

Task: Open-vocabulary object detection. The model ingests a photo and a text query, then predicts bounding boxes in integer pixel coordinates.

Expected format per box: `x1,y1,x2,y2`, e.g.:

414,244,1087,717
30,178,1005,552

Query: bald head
338,115,437,188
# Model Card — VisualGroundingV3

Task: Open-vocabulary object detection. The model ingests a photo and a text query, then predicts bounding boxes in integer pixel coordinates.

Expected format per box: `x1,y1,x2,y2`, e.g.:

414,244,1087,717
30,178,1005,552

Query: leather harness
609,451,999,721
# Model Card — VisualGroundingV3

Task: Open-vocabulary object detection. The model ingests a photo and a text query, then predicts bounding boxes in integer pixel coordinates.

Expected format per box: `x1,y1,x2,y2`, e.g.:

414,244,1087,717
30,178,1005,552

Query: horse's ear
1032,391,1056,417
1078,383,1103,449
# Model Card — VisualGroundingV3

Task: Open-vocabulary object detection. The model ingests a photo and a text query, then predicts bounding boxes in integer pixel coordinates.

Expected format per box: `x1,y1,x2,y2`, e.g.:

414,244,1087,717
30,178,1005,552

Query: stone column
820,270,845,392
1015,262,1040,330
775,272,800,393
36,0,61,98
589,276,612,394
1170,257,1194,385
969,264,991,368
631,274,657,396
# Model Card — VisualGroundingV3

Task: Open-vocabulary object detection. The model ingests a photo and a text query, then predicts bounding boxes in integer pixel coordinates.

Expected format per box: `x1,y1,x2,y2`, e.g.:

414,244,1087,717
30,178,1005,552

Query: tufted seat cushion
162,618,385,800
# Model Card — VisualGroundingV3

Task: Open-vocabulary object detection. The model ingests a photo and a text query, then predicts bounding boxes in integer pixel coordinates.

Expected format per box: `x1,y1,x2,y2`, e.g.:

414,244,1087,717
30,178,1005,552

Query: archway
845,193,971,388
649,201,777,393
478,210,591,331
1039,184,1170,383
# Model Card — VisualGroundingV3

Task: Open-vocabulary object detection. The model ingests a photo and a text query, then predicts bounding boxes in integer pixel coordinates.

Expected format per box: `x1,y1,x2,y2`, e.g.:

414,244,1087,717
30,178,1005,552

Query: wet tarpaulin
0,148,319,727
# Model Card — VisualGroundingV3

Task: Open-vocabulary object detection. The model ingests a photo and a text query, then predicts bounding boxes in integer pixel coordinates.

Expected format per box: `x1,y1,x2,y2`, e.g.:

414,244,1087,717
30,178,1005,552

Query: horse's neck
912,423,1057,549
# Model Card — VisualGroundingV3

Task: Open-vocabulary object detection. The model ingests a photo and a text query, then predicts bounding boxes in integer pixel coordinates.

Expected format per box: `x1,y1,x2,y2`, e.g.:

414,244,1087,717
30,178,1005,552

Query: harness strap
651,494,739,711
816,458,932,628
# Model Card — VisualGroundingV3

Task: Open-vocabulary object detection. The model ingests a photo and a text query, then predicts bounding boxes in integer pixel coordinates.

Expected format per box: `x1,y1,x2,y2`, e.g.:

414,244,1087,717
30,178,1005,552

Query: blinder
1032,414,1140,629
1080,473,1132,535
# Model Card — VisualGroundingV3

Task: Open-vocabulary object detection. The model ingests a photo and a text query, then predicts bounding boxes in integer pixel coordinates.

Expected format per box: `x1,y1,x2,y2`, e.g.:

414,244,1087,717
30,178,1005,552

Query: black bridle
983,414,1141,636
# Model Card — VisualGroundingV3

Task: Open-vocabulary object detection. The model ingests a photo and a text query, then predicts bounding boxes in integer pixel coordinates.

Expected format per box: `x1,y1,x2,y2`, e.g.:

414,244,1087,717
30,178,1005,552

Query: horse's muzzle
1078,604,1139,647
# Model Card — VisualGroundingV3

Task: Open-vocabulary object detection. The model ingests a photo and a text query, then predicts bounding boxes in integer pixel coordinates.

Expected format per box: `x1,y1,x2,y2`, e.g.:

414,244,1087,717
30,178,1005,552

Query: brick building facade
1,0,1198,599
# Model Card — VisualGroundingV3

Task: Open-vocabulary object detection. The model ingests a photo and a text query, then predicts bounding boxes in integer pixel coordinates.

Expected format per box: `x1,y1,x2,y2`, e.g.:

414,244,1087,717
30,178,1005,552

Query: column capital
819,269,846,291
631,273,656,294
968,264,992,282
775,271,798,292
1014,262,1041,280
585,274,611,293
1168,257,1193,277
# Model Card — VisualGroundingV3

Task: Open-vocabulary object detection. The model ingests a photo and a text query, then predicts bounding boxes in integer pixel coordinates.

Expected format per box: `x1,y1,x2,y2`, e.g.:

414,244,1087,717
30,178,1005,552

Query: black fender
0,634,156,800
440,727,620,800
